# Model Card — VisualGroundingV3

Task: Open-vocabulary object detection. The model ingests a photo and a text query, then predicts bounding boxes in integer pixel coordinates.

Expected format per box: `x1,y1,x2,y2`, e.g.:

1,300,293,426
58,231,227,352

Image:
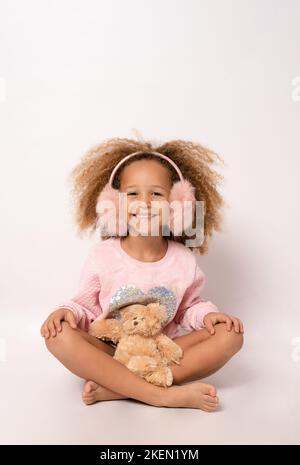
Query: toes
82,382,102,405
203,401,218,412
208,385,217,397
83,380,99,394
202,383,217,397
82,393,96,405
89,381,99,390
83,383,92,394
83,398,94,405
204,394,219,404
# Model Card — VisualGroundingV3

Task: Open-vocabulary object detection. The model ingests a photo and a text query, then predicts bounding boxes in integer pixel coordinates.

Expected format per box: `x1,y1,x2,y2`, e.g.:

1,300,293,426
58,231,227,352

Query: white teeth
133,214,158,218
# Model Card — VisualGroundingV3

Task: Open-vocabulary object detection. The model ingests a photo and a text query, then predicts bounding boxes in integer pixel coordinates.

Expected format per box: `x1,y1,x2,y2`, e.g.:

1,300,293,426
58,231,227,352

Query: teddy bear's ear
146,303,167,322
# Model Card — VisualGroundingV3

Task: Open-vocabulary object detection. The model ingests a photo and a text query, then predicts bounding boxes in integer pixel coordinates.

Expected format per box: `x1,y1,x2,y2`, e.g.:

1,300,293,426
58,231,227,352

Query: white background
0,0,299,444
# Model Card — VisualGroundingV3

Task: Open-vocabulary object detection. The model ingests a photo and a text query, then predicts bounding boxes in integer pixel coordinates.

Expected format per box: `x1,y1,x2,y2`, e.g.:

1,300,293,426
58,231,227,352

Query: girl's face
119,159,172,235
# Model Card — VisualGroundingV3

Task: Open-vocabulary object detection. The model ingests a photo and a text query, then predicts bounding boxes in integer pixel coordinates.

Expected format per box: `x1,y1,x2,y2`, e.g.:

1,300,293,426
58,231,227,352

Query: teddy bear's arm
88,319,122,344
155,334,183,365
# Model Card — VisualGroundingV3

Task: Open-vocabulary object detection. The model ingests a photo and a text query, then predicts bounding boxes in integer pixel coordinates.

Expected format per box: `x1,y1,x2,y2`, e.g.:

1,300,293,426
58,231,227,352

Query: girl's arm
52,245,102,331
173,263,219,332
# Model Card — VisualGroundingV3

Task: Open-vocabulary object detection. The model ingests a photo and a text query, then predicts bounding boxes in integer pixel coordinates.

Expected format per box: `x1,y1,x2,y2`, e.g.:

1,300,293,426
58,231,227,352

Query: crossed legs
82,323,243,404
44,321,243,411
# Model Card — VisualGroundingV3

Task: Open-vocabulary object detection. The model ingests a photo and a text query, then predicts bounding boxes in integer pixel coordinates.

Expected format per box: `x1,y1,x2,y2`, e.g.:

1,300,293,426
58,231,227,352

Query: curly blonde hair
67,137,226,254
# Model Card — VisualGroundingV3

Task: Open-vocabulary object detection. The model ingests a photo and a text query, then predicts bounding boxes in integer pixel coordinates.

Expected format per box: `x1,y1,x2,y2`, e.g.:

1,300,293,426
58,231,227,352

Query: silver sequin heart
108,284,177,324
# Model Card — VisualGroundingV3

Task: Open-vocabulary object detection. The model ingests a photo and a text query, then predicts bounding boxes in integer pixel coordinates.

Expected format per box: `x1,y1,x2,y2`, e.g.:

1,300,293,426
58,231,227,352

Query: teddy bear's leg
155,334,184,365
144,367,173,388
113,348,131,366
126,355,173,387
126,355,172,387
126,355,158,376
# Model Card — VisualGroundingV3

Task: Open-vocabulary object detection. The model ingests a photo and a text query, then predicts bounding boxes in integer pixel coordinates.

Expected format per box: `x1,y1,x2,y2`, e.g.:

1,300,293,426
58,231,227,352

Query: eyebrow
125,185,167,191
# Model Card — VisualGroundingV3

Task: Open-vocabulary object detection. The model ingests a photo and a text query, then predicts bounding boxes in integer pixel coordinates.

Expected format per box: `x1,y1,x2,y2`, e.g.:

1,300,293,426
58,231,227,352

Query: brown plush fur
88,303,183,388
67,137,226,254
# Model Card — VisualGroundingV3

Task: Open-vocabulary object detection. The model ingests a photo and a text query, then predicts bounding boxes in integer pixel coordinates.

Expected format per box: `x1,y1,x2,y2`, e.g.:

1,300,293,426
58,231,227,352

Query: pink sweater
53,237,219,339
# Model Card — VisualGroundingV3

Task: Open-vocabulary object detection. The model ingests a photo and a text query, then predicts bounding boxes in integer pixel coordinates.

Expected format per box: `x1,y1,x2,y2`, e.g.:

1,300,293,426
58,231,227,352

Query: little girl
40,136,244,412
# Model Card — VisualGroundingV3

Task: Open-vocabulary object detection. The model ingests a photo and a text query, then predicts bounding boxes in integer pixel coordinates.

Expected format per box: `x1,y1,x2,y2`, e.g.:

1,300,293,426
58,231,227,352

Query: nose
133,321,138,326
137,193,152,207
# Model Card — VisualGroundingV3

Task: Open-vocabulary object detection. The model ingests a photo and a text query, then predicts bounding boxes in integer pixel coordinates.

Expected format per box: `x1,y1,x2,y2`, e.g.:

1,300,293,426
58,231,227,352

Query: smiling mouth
131,213,158,219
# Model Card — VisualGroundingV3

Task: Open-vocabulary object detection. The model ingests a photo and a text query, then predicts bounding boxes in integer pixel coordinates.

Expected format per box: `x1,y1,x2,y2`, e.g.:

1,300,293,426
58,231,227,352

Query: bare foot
164,382,219,412
82,380,219,412
82,380,127,405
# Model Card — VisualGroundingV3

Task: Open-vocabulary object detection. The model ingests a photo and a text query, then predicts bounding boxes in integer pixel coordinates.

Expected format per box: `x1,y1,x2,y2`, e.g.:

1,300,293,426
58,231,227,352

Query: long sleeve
53,246,102,331
173,262,219,332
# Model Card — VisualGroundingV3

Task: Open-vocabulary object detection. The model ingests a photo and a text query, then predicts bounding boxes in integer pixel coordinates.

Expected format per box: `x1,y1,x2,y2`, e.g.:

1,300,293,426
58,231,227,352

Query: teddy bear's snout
133,316,145,326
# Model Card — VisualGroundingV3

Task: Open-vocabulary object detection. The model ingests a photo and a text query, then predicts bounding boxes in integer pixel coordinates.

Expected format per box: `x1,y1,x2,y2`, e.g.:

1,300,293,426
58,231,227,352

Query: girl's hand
40,309,77,339
203,312,244,335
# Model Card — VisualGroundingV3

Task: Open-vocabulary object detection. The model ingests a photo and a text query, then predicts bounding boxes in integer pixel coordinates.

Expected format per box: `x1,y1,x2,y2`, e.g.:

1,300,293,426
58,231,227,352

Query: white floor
0,312,299,445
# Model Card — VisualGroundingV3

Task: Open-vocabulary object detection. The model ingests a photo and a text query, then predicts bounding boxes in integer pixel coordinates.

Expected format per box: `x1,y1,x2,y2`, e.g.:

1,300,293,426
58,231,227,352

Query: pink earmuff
95,150,197,236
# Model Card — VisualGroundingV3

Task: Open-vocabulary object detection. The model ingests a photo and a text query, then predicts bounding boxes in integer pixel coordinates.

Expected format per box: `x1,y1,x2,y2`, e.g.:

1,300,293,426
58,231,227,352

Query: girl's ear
95,183,128,236
169,179,196,233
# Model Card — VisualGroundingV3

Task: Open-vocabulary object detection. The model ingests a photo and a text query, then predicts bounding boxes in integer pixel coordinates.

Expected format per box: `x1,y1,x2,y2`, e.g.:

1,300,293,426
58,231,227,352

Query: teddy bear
88,302,183,387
